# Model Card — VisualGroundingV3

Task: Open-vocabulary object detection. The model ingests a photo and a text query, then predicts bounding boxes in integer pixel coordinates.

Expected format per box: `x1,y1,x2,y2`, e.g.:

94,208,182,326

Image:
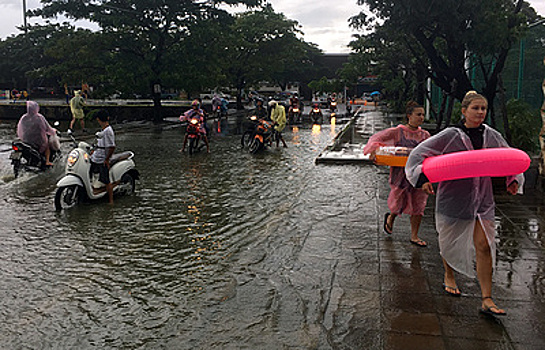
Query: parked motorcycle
54,132,139,210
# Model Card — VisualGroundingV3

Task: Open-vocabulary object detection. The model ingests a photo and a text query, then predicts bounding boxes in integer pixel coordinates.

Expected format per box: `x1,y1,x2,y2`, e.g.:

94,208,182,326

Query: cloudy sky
0,0,544,53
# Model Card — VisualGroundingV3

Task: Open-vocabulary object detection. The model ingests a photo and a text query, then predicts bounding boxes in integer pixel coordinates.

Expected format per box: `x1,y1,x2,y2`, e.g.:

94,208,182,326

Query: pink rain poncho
17,101,57,153
363,124,430,216
405,125,524,277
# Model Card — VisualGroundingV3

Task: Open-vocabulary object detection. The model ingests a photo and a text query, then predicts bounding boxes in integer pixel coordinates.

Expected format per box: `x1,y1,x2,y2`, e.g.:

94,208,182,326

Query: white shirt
91,125,115,163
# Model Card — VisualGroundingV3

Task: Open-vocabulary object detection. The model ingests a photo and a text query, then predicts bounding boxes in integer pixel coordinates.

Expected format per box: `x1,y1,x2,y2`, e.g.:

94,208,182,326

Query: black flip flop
442,283,462,297
383,213,392,234
480,306,507,317
480,297,506,316
410,239,427,247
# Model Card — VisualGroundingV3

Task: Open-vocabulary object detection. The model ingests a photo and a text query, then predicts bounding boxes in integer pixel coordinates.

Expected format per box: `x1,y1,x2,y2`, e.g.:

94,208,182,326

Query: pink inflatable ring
422,148,530,183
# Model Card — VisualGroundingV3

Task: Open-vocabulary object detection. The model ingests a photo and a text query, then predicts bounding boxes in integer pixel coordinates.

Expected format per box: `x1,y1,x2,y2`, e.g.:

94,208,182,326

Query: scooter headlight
67,150,79,167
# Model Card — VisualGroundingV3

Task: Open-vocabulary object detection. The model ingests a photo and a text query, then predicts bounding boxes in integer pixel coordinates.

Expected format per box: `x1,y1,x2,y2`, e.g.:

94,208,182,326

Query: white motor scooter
54,132,139,210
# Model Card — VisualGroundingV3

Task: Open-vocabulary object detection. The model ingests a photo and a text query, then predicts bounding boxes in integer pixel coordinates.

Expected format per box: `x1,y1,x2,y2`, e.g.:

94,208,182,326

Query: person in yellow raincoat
268,100,288,148
69,90,86,133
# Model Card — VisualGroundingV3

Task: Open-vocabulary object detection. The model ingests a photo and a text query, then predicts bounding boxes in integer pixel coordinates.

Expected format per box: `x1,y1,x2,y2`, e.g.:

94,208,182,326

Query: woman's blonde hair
461,90,487,109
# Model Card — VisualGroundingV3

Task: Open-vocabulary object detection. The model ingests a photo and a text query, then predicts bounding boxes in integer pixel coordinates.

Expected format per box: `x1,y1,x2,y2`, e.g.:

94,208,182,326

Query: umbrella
370,91,381,96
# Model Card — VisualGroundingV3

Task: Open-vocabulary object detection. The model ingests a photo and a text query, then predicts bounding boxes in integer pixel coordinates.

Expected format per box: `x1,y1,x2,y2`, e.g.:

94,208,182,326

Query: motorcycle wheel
12,159,21,178
241,131,253,148
249,138,262,154
54,185,81,211
188,137,198,155
118,173,136,195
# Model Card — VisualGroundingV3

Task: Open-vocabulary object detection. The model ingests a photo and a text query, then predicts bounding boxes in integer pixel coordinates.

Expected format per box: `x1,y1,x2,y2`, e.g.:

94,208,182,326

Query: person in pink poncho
363,101,430,247
17,101,60,166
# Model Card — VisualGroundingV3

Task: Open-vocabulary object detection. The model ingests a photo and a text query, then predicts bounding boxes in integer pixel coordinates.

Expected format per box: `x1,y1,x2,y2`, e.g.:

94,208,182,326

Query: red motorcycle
186,117,206,155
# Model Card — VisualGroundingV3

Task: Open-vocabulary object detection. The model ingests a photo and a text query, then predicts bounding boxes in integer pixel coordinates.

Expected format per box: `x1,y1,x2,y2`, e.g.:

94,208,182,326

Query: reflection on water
330,117,336,135
0,121,352,347
1,118,544,347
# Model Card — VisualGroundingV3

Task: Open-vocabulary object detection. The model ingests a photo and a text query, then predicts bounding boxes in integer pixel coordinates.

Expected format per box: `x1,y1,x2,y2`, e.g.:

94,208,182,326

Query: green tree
34,0,260,120
350,0,538,127
222,5,321,109
0,23,78,92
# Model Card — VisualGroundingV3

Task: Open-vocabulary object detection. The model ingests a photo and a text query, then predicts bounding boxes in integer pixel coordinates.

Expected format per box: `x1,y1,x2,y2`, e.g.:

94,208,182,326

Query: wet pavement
0,105,544,349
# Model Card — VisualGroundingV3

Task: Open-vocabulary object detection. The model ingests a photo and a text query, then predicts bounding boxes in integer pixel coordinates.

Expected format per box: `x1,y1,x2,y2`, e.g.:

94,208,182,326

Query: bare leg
69,118,75,130
106,183,114,204
203,136,210,153
443,258,461,295
409,215,426,246
45,147,52,166
80,119,85,131
386,213,397,232
474,220,505,313
181,134,188,152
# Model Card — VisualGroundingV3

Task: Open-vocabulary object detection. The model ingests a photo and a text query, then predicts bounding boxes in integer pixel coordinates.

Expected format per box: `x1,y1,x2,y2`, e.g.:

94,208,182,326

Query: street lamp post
22,0,28,34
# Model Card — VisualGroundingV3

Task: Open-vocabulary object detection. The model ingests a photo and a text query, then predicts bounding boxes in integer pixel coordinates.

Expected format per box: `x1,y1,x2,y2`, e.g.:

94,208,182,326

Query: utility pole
22,0,28,34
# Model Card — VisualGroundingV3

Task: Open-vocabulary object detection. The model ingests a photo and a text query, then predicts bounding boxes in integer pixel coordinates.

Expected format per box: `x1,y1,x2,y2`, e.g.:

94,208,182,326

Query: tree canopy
350,0,540,120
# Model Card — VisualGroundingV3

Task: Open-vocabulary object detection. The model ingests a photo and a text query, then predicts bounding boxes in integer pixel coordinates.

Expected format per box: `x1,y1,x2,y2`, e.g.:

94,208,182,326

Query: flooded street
0,119,376,348
1,112,545,349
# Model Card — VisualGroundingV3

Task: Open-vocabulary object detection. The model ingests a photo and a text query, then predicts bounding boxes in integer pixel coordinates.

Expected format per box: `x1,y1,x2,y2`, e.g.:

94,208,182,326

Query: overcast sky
0,0,544,53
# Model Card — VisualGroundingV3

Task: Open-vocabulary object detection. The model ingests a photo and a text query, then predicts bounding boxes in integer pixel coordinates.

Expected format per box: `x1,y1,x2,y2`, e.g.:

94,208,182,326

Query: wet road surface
0,110,544,349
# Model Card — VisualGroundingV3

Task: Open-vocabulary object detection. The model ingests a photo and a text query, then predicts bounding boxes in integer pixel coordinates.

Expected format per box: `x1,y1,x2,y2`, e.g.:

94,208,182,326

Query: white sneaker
67,128,73,134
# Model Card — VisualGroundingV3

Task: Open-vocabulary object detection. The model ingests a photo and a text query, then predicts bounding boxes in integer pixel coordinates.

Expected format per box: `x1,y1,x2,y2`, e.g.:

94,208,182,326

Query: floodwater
0,117,373,348
3,112,545,349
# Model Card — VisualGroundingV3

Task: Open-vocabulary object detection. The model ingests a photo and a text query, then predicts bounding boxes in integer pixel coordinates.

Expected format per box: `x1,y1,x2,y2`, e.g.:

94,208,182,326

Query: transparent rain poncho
363,125,430,215
405,125,524,277
16,101,57,153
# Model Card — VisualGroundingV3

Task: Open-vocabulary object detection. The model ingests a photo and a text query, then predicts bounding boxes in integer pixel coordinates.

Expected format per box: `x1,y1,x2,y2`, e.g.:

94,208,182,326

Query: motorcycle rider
211,94,228,119
268,100,288,148
16,100,60,166
254,98,268,119
288,93,301,123
90,109,115,204
180,100,210,153
309,103,323,124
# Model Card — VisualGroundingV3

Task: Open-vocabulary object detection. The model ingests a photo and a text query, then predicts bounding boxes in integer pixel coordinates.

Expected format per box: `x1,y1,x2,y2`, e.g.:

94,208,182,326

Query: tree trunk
236,87,244,110
151,81,163,123
539,75,545,175
435,92,447,132
443,79,458,128
497,74,511,144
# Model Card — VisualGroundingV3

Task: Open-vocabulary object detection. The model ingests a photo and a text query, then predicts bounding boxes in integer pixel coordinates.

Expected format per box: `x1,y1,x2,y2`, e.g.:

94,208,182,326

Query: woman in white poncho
405,91,523,316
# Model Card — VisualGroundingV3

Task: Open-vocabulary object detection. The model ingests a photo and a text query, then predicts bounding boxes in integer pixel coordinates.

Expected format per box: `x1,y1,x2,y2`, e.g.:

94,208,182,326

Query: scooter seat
109,151,133,166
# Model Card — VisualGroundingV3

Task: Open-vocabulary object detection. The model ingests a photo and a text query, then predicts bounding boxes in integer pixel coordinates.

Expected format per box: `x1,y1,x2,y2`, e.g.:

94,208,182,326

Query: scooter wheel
119,173,136,195
54,185,81,211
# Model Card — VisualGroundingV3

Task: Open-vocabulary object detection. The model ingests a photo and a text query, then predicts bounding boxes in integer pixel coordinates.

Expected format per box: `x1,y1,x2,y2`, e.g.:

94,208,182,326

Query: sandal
442,283,461,297
410,239,427,247
383,213,393,235
480,296,506,316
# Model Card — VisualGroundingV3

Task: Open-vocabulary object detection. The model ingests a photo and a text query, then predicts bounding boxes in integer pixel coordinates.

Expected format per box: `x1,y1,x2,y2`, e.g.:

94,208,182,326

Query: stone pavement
323,107,545,349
